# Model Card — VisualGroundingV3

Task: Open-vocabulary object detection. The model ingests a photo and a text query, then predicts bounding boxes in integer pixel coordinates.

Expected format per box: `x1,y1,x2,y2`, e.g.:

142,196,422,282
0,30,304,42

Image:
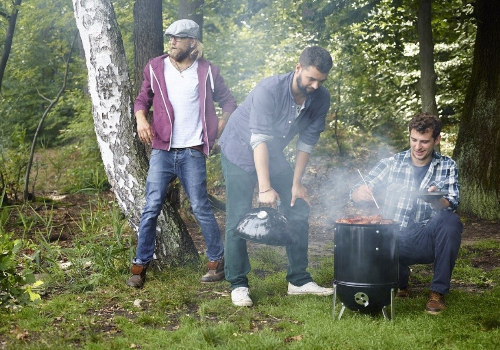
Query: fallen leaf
284,334,303,343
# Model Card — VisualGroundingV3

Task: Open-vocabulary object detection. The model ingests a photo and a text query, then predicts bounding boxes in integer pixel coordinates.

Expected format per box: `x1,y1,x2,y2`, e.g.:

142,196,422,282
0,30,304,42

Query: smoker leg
382,306,389,320
390,287,395,321
332,284,337,320
338,305,346,320
332,284,346,320
382,288,396,321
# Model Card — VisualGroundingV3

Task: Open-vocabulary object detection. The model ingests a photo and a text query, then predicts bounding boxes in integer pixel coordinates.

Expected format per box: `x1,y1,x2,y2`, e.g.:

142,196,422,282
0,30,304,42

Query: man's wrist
221,112,231,123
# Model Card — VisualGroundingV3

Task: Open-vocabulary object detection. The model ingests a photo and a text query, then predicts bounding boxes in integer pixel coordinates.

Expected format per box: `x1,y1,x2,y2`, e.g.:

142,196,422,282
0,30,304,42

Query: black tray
415,191,448,200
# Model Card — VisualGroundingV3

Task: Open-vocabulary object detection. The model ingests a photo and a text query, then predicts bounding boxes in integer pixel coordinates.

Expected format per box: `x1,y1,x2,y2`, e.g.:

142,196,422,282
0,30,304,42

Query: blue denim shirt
351,149,460,228
219,71,330,175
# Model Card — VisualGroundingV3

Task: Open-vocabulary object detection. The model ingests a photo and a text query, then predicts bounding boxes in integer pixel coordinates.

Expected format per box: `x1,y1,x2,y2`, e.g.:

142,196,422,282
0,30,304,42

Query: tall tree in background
0,0,22,95
132,0,163,97
179,0,204,41
72,0,199,266
416,0,438,116
453,0,500,220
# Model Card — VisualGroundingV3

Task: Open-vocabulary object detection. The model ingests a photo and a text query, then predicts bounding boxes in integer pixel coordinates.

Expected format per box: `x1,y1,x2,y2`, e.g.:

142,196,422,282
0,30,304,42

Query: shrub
0,228,40,311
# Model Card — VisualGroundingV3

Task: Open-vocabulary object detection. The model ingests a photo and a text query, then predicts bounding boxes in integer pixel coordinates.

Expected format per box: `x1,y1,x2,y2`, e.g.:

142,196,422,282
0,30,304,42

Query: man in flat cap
127,19,237,288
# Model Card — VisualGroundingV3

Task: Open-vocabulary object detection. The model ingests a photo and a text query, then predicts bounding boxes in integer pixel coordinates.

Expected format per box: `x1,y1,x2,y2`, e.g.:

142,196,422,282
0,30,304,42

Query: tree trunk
453,0,500,220
416,0,438,116
178,0,204,42
133,0,163,98
0,0,22,95
72,0,199,267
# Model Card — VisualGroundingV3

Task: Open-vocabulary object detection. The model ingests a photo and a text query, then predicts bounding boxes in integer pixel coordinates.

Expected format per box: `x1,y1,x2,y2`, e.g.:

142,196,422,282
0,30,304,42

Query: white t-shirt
164,58,203,148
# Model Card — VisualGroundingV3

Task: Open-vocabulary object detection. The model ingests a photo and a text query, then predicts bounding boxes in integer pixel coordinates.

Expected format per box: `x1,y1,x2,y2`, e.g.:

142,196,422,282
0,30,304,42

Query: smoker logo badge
354,292,370,307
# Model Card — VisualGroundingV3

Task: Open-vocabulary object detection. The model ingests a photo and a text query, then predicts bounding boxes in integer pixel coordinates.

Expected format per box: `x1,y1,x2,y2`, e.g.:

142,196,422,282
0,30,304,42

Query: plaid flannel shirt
352,149,460,228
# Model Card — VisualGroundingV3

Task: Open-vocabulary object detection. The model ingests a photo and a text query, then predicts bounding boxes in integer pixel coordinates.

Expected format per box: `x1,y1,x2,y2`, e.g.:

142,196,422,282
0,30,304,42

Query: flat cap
164,19,199,39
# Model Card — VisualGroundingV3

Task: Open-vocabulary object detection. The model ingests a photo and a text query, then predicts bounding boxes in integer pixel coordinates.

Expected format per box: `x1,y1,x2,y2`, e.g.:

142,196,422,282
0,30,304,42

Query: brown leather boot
425,291,446,315
200,259,225,283
126,263,149,288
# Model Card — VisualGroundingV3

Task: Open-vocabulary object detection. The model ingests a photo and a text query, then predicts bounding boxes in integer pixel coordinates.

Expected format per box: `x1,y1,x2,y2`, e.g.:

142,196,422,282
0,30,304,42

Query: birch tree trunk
72,0,199,267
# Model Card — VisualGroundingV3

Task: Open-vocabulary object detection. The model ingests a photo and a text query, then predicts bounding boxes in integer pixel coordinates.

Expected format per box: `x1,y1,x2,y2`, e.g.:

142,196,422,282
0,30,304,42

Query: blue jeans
221,153,313,289
133,148,224,264
398,210,463,295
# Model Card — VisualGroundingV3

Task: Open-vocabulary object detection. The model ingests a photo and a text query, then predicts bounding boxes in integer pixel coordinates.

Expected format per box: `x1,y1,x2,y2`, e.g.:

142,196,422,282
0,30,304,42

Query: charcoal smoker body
333,223,399,320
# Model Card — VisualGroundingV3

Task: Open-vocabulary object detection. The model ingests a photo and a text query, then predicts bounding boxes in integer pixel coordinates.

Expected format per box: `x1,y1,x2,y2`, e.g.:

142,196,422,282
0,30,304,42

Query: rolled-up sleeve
250,133,273,149
296,139,314,153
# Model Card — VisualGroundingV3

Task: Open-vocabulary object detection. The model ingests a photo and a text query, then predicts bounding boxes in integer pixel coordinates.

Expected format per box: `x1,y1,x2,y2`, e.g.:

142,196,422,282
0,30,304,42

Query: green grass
1,243,500,350
1,144,499,349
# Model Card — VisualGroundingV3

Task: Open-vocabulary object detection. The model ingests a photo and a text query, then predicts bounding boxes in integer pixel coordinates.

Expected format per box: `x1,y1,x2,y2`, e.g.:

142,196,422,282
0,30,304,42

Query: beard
170,46,193,62
296,74,314,96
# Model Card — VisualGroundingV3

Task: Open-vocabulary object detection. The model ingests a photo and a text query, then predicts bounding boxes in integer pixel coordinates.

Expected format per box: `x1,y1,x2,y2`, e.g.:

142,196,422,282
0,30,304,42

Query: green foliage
206,153,224,189
9,196,133,291
0,0,86,145
0,0,479,199
0,224,39,311
55,90,110,193
0,127,29,202
199,0,475,152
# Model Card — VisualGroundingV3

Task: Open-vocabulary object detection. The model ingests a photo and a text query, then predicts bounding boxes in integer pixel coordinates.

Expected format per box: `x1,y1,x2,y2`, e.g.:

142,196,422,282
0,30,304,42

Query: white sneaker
287,282,334,296
231,287,253,306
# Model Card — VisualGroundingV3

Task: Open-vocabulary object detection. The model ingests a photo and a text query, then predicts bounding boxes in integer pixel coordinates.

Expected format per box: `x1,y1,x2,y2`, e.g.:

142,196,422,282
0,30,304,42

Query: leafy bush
0,127,30,202
0,217,40,310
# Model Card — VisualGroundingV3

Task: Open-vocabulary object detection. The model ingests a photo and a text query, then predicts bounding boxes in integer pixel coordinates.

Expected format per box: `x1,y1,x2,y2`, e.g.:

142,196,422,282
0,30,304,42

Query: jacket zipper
150,62,173,151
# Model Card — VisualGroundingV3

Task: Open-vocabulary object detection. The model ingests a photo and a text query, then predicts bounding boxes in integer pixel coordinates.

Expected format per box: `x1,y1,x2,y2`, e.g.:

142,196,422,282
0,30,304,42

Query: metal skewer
357,169,380,209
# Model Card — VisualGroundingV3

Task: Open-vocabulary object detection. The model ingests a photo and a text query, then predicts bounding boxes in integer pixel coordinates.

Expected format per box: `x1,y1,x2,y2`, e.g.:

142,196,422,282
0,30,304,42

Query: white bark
72,0,199,266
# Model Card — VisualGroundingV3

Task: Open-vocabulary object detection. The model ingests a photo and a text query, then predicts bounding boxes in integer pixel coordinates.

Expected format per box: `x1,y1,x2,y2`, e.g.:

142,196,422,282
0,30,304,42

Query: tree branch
23,32,78,200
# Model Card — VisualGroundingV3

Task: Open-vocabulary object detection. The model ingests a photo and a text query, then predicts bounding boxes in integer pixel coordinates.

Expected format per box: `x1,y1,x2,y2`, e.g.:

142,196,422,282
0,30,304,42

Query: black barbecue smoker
332,222,399,320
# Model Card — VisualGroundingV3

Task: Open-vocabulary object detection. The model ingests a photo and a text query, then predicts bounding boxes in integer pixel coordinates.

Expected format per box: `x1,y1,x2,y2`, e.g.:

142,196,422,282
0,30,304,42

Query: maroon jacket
134,54,237,156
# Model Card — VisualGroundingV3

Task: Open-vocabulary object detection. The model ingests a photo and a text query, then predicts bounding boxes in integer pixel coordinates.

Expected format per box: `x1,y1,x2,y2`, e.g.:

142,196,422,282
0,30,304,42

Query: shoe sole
126,279,145,288
200,278,225,283
200,272,225,283
287,291,334,296
425,309,444,315
232,301,253,307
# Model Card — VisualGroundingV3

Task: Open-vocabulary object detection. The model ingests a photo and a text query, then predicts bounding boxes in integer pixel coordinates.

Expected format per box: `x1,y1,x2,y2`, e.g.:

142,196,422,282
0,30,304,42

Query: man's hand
136,111,153,145
422,186,450,210
216,119,226,139
291,183,311,207
217,112,232,139
258,189,280,208
351,184,374,203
